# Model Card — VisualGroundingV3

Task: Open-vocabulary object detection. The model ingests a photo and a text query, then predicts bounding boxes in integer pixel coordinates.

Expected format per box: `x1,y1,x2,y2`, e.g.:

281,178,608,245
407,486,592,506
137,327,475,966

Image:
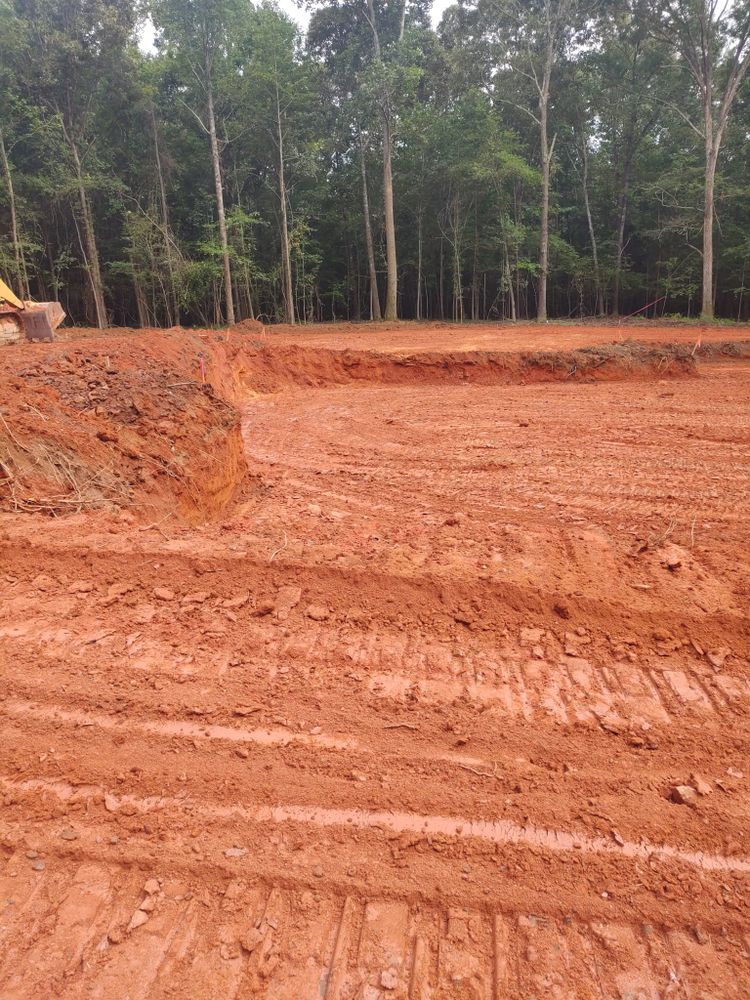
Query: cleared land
0,322,749,998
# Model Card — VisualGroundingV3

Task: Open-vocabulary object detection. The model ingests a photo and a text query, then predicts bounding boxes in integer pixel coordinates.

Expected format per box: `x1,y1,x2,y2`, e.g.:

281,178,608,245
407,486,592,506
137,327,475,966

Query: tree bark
66,130,107,328
702,90,717,320
206,73,235,326
580,134,602,315
150,107,179,326
0,128,29,299
416,209,423,321
366,0,398,320
276,79,295,324
382,115,398,320
537,48,553,322
359,134,381,320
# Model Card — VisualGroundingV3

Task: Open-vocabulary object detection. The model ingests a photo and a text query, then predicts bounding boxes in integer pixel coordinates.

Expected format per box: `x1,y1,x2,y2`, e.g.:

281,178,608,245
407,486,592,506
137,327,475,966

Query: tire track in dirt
1,853,748,999
1,332,750,996
7,775,747,875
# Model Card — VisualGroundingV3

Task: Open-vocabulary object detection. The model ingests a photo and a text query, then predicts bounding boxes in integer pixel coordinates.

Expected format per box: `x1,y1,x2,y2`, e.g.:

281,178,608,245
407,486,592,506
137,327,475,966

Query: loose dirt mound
0,331,243,520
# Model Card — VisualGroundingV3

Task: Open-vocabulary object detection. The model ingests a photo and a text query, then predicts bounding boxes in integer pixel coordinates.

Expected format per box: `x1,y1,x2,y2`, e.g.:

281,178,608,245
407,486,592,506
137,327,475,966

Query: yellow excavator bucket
0,278,64,343
0,277,24,310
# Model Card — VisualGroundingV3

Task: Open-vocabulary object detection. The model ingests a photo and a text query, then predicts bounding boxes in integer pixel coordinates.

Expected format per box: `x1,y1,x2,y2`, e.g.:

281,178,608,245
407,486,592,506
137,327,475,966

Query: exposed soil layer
0,322,749,998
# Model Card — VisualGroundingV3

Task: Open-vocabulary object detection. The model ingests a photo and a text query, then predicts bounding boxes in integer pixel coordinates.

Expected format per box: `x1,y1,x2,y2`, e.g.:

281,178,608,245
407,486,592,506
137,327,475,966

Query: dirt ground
0,321,749,998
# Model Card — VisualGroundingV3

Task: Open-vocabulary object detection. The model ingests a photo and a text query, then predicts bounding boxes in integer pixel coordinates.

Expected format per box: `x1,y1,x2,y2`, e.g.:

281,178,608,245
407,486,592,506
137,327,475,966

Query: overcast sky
141,0,453,48
273,0,455,28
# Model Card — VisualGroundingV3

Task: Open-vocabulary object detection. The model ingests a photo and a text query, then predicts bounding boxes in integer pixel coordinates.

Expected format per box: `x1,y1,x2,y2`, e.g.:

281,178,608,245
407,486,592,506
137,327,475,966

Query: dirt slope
0,323,749,998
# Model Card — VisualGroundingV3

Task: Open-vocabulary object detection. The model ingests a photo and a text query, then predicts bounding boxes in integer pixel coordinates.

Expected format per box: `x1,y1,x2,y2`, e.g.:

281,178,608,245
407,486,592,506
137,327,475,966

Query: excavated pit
0,321,749,998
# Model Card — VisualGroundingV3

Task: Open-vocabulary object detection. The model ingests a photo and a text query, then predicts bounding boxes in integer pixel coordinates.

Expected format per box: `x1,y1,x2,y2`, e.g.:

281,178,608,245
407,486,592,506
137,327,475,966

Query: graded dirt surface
0,322,749,998
266,318,750,354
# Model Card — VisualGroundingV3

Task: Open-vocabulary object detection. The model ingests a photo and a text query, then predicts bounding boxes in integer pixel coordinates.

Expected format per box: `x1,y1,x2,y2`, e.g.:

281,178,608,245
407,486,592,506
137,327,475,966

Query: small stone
143,878,160,895
520,627,545,645
31,860,45,871
182,591,209,605
139,896,156,913
444,513,464,526
224,847,247,859
68,580,94,594
670,785,697,805
693,925,709,944
380,968,399,990
240,927,264,953
274,586,302,620
707,648,730,669
690,774,712,796
223,593,249,609
24,850,38,859
108,927,124,945
309,726,322,736
235,748,249,759
128,909,150,932
308,503,322,516
252,601,275,617
104,793,119,813
220,941,240,961
312,864,324,878
726,767,744,779
154,587,175,601
664,553,682,571
305,605,330,622
60,827,79,841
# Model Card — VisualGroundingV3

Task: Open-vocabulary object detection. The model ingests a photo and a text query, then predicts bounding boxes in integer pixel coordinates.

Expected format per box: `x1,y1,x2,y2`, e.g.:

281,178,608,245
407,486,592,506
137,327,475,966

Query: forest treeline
2,0,750,327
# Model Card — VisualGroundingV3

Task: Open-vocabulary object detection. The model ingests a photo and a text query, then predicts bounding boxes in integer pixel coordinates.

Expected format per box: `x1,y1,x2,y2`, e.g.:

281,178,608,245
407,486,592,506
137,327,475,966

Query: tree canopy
3,0,750,325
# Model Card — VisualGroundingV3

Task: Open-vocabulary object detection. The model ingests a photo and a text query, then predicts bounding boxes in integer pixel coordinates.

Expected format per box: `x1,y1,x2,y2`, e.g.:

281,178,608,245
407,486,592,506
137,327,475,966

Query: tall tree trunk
537,63,553,322
276,79,295,324
613,176,629,317
131,252,149,327
416,209,423,321
504,240,517,321
702,129,718,320
580,135,602,316
150,107,178,326
359,134,381,320
65,129,107,328
0,128,29,298
366,0,399,320
439,236,445,319
206,73,235,326
382,115,398,319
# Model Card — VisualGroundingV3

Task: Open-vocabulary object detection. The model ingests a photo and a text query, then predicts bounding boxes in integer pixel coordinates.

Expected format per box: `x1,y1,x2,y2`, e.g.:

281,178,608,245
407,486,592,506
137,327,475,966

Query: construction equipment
0,278,65,344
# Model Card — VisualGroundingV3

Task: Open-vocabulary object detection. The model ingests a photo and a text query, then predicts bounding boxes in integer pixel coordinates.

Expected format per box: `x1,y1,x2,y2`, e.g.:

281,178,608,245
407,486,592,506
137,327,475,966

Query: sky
273,0,455,28
140,0,454,48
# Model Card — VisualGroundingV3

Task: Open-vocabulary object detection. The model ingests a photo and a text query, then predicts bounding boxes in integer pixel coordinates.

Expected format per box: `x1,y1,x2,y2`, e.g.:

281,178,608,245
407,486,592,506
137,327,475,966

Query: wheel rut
1,334,749,996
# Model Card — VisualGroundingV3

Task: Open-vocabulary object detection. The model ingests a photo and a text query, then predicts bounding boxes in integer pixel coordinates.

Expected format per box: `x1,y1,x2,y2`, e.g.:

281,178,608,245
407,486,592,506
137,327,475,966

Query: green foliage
2,0,750,322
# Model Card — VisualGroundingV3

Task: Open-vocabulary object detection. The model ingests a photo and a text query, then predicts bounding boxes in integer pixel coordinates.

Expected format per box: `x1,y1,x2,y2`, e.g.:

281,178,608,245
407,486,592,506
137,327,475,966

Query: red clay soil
266,318,750,353
0,321,749,998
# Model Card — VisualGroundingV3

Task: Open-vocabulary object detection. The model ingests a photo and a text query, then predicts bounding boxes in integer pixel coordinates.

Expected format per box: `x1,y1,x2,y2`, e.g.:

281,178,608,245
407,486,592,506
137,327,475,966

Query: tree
652,0,750,319
2,0,137,326
152,0,245,325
